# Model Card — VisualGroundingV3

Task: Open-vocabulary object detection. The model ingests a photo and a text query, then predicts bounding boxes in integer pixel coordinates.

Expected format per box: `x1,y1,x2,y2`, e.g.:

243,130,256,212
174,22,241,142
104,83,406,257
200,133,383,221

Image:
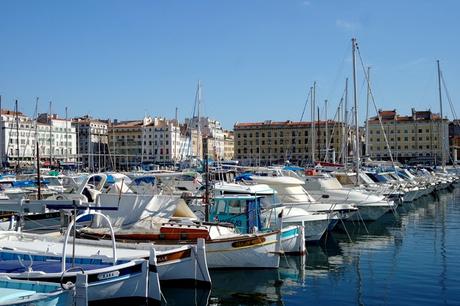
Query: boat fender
60,266,85,290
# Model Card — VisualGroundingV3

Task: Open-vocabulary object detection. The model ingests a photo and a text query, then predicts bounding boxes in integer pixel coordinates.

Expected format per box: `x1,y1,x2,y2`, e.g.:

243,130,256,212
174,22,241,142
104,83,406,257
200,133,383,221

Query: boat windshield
366,172,388,183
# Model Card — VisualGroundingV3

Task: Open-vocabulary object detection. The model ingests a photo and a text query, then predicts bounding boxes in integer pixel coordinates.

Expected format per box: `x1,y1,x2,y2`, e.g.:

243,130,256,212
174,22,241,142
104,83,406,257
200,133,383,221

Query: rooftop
234,120,338,128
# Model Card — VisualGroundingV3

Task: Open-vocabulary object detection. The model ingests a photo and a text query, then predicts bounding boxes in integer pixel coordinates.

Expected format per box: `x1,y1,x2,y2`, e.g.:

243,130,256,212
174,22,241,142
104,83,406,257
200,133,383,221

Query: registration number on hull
97,271,120,280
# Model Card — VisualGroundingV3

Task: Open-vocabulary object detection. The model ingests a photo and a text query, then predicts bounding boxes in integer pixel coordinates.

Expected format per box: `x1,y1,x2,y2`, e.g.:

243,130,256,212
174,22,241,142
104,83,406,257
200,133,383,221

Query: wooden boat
81,221,281,269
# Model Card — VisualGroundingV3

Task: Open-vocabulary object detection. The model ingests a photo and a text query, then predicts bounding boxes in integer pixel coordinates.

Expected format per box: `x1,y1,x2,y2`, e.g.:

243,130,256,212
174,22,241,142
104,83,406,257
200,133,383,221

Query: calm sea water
162,186,460,306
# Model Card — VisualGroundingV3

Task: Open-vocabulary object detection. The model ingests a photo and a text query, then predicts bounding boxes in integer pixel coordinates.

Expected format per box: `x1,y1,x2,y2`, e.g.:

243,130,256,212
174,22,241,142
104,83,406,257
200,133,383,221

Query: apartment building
367,109,449,164
0,110,77,168
109,116,199,169
108,117,152,170
73,116,109,171
234,120,345,166
151,117,182,164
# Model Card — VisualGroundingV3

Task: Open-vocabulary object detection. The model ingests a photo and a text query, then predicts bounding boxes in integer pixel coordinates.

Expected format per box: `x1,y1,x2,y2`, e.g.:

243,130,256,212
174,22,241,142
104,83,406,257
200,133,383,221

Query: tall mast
89,116,92,172
36,141,41,200
141,116,145,165
34,98,39,169
317,105,320,160
196,80,202,159
65,106,68,163
325,99,328,162
343,78,349,169
352,38,360,185
15,100,20,172
311,82,316,164
112,120,116,171
76,120,80,172
49,101,52,166
437,60,446,170
337,103,341,164
365,66,371,158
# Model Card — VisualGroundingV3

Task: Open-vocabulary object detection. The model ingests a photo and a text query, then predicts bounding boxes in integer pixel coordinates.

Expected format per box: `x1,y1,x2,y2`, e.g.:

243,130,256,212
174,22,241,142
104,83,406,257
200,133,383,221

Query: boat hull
205,231,281,269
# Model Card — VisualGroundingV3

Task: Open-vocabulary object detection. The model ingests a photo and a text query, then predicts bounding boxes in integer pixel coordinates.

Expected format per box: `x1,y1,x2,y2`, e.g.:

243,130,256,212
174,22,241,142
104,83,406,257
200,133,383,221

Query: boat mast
352,38,360,185
76,120,80,172
337,102,342,164
112,120,116,171
325,99,328,162
196,80,202,160
437,60,446,170
141,115,145,166
49,101,52,167
311,82,316,164
343,78,349,169
65,106,68,163
36,140,41,200
317,105,320,160
365,66,371,158
33,98,39,169
15,100,20,172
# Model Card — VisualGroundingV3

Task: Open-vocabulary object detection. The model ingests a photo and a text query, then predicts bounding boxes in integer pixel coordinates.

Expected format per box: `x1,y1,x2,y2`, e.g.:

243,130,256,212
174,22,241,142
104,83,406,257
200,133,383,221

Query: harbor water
163,187,460,305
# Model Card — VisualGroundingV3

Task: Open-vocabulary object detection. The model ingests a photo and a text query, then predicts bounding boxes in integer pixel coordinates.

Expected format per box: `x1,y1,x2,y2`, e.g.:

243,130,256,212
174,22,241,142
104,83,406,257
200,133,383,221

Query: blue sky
0,0,459,129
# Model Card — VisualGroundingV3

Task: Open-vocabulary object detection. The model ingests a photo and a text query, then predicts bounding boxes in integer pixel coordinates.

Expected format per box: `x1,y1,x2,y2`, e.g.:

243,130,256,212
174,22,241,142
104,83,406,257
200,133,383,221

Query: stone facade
367,109,449,164
234,120,345,166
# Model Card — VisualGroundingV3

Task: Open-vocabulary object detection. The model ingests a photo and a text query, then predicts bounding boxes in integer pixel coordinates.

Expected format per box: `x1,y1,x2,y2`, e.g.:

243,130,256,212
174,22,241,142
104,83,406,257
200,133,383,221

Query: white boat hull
205,231,281,269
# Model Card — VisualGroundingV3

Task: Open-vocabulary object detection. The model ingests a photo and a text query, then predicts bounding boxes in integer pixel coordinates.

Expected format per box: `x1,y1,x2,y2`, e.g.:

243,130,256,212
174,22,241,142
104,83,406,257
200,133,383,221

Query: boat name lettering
232,237,265,248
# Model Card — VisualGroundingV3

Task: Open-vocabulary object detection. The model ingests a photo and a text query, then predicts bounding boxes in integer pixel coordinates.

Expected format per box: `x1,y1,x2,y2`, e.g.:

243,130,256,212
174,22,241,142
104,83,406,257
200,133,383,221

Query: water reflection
209,269,283,305
163,188,460,306
161,287,211,306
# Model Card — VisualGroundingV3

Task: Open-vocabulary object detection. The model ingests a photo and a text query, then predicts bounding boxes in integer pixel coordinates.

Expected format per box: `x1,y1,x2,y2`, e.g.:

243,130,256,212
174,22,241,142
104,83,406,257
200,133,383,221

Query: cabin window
228,200,245,214
216,200,227,214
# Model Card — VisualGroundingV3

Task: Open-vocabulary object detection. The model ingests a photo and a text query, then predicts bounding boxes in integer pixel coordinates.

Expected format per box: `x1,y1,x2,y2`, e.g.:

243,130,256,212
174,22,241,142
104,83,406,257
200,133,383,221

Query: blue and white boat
0,277,78,306
0,210,161,304
211,194,306,254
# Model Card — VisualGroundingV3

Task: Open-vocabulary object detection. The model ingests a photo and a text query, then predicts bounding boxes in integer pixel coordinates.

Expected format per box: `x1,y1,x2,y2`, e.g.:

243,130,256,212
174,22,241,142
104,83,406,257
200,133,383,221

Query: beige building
367,109,449,164
223,130,234,161
234,120,345,166
109,117,203,169
108,117,152,170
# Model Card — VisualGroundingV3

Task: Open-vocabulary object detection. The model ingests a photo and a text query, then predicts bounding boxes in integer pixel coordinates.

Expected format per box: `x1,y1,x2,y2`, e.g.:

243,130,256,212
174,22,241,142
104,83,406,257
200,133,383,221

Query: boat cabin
210,195,264,234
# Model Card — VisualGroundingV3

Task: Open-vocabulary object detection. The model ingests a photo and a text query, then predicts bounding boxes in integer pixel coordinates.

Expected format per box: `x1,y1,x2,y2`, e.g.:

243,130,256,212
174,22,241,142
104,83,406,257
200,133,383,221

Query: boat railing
51,202,118,273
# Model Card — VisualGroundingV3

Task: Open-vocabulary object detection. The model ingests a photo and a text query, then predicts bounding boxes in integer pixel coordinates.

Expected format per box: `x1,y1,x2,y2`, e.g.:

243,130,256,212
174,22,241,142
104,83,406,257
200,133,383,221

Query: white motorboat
214,180,334,241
